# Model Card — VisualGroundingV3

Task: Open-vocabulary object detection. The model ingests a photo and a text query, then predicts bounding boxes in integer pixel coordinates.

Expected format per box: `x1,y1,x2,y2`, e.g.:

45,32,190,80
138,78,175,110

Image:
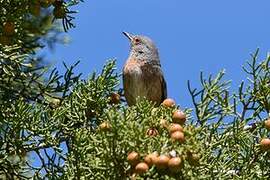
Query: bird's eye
134,38,140,43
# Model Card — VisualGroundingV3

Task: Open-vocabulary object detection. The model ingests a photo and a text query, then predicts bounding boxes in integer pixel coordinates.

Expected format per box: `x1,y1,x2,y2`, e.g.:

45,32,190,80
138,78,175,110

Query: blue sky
44,0,270,108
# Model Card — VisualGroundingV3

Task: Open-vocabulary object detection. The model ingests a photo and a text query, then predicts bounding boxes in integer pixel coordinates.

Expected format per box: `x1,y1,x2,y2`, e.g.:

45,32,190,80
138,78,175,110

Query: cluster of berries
0,0,66,45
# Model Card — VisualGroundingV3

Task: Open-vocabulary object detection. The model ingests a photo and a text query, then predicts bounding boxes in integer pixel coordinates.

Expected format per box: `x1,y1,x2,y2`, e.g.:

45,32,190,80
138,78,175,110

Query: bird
122,32,167,106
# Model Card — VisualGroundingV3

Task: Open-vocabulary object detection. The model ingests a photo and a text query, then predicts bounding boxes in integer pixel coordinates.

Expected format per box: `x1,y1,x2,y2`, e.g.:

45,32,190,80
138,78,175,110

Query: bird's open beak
122,31,133,41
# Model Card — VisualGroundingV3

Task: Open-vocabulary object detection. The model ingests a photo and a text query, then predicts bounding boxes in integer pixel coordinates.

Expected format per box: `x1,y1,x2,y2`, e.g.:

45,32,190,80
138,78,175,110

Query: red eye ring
134,38,140,43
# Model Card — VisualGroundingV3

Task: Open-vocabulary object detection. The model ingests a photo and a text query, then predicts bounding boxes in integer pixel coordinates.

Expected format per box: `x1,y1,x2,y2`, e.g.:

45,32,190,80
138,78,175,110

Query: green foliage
1,1,270,179
187,49,270,179
61,52,269,179
62,99,200,179
2,54,269,179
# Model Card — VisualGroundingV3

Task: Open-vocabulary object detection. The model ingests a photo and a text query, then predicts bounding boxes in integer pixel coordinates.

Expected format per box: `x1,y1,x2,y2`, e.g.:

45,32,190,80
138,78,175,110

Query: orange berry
110,92,121,104
168,157,183,172
127,152,140,166
135,162,149,174
144,152,158,167
264,118,270,130
99,122,111,131
146,128,159,137
187,154,200,166
186,151,200,166
155,155,170,169
172,110,186,125
3,22,15,36
171,131,185,143
260,138,270,151
162,98,176,108
169,123,184,134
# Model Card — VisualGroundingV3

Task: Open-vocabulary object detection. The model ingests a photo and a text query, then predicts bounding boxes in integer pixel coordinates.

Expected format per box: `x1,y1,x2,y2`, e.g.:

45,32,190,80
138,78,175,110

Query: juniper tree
0,1,270,179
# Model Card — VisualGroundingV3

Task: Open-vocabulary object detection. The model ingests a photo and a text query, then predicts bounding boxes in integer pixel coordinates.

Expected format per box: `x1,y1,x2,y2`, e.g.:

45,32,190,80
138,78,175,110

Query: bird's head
123,32,159,62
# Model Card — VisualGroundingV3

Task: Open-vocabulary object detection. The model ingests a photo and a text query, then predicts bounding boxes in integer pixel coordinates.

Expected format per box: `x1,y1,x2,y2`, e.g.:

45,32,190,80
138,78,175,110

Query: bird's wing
161,75,167,101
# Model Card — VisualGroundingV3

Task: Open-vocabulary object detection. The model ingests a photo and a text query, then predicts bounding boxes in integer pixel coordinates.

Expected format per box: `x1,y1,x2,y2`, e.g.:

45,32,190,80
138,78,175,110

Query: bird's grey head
123,32,160,63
